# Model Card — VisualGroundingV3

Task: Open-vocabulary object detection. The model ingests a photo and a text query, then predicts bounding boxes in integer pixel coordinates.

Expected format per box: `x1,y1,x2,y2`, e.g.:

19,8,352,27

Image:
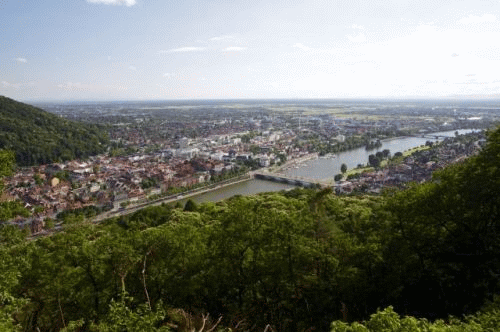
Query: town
1,99,497,233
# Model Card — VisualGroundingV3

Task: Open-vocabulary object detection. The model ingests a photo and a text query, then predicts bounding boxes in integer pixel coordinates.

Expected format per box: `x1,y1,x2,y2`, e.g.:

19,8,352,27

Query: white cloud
222,46,247,52
107,56,112,60
210,35,235,41
86,0,136,7
1,81,21,89
347,33,366,43
159,47,206,53
55,81,127,93
459,14,496,24
351,24,364,29
293,43,311,51
57,82,84,90
15,57,27,63
129,65,137,71
163,73,174,78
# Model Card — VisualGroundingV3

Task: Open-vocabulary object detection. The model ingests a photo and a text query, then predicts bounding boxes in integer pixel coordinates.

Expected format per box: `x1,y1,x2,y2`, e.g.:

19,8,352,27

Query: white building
176,148,199,159
179,137,190,149
258,155,270,167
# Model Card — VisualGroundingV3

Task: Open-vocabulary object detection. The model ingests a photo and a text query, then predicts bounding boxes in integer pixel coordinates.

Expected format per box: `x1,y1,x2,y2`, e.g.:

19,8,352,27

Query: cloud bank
459,14,496,24
223,46,247,52
347,33,366,43
1,81,21,89
160,47,206,53
86,0,136,7
293,43,311,51
210,35,235,41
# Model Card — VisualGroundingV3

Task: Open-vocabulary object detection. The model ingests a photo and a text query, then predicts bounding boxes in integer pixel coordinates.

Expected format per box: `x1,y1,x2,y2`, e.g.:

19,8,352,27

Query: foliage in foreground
0,126,499,331
331,301,500,332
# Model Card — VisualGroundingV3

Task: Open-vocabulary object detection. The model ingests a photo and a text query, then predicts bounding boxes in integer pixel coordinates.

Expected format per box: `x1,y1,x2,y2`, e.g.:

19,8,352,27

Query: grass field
340,144,432,179
344,166,375,177
402,144,431,156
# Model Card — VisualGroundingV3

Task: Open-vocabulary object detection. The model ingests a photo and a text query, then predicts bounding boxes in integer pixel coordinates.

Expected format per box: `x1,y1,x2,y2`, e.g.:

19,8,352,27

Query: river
175,129,480,205
174,178,296,206
281,129,480,180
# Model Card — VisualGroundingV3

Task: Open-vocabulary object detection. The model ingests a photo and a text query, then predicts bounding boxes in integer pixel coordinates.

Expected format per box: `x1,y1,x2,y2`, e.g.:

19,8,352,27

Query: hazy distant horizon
26,97,500,107
13,93,500,106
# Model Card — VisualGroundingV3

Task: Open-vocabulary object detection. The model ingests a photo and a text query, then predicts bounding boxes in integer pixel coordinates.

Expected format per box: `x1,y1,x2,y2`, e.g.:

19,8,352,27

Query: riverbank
283,129,482,181
151,176,253,207
30,176,294,240
273,153,319,174
92,175,253,221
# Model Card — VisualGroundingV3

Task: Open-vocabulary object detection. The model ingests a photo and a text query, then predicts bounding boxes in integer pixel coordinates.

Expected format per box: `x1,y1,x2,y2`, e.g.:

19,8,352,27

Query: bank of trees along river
285,129,481,180
2,127,500,331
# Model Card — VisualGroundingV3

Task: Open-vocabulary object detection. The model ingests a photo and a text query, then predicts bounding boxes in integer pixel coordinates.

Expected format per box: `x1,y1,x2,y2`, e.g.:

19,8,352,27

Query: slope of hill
0,96,109,166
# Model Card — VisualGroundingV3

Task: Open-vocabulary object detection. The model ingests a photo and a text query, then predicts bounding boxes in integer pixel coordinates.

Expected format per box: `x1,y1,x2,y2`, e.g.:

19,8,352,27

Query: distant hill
0,96,109,166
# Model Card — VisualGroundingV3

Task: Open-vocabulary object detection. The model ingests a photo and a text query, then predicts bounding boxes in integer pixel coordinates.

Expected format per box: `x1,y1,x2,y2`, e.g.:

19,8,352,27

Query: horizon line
18,95,500,104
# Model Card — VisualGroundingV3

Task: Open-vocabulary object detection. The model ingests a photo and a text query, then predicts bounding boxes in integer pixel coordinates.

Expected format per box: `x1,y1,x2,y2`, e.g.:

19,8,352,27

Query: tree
277,153,287,164
0,151,30,221
0,225,28,332
0,150,15,178
368,154,380,168
331,304,500,332
44,218,55,230
341,163,347,174
249,144,260,155
69,300,170,332
34,174,44,186
183,199,198,212
335,174,343,181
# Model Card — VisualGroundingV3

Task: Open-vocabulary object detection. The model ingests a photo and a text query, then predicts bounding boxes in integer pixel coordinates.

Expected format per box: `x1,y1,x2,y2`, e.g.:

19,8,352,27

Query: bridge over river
252,171,334,188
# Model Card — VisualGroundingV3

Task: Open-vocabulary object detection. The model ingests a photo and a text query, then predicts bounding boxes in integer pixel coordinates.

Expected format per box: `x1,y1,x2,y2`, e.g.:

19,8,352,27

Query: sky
2,0,500,101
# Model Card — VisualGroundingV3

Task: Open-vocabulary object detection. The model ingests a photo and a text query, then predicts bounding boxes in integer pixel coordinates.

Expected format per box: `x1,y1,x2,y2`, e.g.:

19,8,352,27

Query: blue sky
2,0,500,101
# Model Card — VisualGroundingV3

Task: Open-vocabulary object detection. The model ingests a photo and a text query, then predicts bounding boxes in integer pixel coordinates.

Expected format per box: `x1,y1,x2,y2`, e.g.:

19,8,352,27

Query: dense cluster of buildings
336,136,485,194
2,129,308,228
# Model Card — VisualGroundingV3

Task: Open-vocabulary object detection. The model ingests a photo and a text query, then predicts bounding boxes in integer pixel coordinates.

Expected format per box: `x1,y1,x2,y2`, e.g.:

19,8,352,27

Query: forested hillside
0,96,108,166
0,127,499,331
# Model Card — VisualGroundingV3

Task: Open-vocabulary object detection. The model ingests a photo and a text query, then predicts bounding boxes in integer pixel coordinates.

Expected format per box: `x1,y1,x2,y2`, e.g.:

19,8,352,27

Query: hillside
0,96,109,166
